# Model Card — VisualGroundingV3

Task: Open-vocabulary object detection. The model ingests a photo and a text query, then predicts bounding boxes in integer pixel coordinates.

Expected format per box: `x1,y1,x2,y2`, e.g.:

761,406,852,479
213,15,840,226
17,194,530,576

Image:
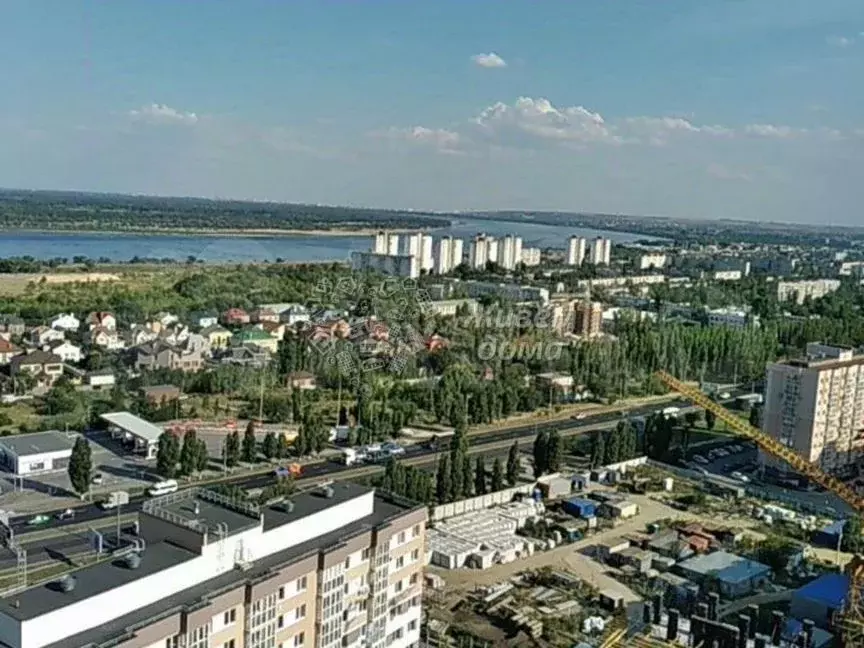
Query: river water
0,217,651,263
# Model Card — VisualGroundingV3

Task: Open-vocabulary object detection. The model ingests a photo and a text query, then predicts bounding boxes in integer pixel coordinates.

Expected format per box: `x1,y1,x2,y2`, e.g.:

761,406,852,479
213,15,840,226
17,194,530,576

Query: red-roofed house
222,308,251,326
88,312,117,331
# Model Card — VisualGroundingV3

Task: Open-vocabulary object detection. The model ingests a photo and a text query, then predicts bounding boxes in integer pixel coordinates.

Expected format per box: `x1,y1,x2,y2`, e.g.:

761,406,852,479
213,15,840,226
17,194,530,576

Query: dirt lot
0,272,120,295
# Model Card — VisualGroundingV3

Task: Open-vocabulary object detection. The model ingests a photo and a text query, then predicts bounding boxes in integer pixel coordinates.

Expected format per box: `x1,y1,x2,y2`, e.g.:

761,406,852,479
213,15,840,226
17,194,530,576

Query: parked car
693,455,708,464
91,473,104,486
731,471,750,483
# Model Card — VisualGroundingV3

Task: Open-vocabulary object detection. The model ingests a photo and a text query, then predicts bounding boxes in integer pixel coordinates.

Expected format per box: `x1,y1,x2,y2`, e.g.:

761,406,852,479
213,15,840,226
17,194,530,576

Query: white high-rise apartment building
402,233,434,272
762,343,864,474
588,237,611,265
566,237,587,266
434,236,463,274
498,235,523,271
352,252,419,279
386,233,400,256
469,235,492,269
521,247,541,267
372,231,388,255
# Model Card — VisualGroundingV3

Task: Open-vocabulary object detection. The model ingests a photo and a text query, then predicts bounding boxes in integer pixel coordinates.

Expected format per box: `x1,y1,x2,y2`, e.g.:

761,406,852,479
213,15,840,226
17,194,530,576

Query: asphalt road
8,390,749,537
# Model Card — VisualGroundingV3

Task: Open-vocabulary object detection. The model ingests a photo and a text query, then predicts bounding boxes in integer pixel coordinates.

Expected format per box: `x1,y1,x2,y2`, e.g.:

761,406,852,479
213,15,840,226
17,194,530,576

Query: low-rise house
49,340,83,363
157,324,190,346
281,305,310,326
287,371,317,390
155,311,179,327
221,308,250,326
219,345,270,368
190,310,219,329
251,307,280,324
201,324,231,349
135,341,205,373
675,551,772,598
30,325,65,347
88,311,117,331
125,324,158,347
0,339,21,365
0,315,25,337
259,321,286,340
10,350,64,389
90,326,125,351
231,328,279,354
50,312,80,331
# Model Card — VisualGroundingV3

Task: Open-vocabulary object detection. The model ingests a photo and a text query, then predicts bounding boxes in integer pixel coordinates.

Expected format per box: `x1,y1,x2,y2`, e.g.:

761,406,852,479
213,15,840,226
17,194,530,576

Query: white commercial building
567,237,587,266
351,252,419,279
763,343,864,474
0,431,76,476
0,483,426,648
434,236,463,274
100,411,164,460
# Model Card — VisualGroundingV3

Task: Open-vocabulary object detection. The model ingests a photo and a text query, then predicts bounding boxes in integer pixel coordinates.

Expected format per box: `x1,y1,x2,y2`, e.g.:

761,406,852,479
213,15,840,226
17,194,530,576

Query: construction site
421,371,864,648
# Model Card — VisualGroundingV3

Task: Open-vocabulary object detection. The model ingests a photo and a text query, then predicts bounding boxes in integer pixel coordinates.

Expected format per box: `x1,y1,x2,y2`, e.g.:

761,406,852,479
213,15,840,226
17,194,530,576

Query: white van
147,479,179,497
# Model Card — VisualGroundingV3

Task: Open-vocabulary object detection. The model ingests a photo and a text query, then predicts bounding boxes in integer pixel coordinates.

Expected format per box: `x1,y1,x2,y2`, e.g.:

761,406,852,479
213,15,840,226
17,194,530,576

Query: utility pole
258,370,265,422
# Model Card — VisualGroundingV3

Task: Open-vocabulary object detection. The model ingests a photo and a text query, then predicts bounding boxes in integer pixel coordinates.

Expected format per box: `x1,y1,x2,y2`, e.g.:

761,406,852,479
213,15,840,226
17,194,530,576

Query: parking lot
0,430,158,514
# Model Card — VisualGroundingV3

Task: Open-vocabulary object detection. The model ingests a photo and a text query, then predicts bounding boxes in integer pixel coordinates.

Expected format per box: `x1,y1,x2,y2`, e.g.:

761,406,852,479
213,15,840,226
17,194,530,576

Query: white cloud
826,35,853,48
471,52,507,68
743,124,803,139
373,126,464,154
473,97,619,145
128,103,199,125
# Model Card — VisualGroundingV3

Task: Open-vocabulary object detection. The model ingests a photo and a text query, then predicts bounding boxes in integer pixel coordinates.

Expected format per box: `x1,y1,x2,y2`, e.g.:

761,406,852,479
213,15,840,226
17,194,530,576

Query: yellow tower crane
639,370,864,648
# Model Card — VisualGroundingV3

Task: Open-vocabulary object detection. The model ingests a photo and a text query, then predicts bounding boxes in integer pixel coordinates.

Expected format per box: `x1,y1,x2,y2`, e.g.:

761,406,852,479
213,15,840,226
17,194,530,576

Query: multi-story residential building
574,301,603,336
588,238,611,265
402,234,434,272
776,279,842,304
762,343,864,475
566,237,587,267
637,254,667,271
351,252,419,279
434,237,463,274
135,340,206,372
521,247,541,267
0,483,426,648
469,234,496,269
458,280,550,304
705,307,755,329
372,230,388,255
498,235,523,271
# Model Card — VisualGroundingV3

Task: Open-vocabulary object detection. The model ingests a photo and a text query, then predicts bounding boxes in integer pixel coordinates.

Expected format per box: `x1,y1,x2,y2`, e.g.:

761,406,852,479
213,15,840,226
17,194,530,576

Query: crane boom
654,370,864,514
651,370,864,648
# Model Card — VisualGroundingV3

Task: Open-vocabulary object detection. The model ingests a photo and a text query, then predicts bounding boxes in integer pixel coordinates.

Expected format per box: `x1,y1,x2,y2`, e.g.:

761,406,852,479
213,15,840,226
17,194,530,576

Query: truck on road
100,491,130,510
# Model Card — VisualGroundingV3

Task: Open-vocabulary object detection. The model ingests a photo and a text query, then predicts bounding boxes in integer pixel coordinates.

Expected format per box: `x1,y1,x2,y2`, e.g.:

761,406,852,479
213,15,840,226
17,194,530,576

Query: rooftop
2,485,419,647
146,489,261,537
0,430,76,456
100,411,163,442
677,550,771,584
793,572,848,609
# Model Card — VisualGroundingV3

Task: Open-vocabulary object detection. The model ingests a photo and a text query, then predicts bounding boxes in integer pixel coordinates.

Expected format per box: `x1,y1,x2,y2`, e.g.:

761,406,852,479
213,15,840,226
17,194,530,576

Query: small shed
812,520,845,548
0,431,76,475
563,497,596,519
609,500,639,519
596,537,630,562
536,475,573,499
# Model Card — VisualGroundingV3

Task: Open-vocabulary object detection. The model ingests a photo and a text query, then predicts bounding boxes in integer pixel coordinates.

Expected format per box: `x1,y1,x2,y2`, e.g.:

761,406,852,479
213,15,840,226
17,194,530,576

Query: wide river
0,217,651,263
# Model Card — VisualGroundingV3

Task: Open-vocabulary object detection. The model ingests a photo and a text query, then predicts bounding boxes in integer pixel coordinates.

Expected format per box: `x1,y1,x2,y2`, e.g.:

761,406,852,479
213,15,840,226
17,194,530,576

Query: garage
0,431,76,476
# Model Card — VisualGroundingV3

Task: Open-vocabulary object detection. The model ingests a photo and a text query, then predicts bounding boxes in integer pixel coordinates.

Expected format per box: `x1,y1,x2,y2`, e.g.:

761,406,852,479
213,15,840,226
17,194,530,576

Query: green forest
0,189,446,233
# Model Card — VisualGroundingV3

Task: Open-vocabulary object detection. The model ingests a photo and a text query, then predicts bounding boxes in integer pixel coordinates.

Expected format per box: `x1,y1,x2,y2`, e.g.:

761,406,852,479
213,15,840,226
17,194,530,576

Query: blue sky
1,1,862,224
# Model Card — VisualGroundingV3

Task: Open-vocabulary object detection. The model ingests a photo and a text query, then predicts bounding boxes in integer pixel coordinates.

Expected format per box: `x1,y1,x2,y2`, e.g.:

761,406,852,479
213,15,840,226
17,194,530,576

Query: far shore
0,226,433,238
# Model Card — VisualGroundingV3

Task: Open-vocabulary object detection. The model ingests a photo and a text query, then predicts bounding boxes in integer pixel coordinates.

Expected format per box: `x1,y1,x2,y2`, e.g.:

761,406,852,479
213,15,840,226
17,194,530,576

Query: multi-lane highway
7,390,748,538
6,397,698,535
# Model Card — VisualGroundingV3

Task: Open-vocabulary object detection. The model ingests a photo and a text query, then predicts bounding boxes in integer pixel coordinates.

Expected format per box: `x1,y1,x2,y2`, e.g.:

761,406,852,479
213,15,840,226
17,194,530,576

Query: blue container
563,497,596,518
532,488,543,502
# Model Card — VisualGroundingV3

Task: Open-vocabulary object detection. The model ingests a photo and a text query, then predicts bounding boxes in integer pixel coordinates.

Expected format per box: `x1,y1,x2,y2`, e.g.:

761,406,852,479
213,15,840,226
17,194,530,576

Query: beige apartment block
763,343,864,474
0,483,426,648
